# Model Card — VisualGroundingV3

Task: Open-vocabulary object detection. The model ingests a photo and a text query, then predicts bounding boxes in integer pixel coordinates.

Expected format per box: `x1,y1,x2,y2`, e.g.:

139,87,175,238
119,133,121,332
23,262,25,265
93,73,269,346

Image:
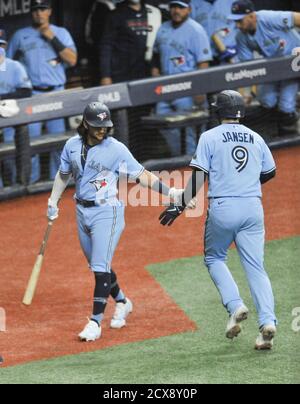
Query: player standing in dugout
229,0,300,135
7,0,77,183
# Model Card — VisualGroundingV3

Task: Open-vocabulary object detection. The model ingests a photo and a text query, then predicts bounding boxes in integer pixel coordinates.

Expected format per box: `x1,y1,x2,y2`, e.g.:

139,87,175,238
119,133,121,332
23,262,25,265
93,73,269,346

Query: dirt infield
0,146,299,367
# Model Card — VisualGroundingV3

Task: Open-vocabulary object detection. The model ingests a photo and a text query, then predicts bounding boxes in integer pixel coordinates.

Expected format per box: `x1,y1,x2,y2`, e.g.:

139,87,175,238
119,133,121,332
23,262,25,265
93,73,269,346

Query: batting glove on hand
186,197,198,210
168,187,184,206
0,100,20,118
47,199,59,221
220,46,237,62
159,203,185,226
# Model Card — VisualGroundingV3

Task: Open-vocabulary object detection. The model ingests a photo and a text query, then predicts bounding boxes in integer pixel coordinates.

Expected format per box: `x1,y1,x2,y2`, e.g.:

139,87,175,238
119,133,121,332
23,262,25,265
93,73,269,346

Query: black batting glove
159,204,185,226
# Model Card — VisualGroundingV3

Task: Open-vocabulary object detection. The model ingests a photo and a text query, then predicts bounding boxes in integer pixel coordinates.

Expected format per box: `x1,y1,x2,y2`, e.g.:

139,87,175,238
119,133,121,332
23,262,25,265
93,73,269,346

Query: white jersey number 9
232,146,249,172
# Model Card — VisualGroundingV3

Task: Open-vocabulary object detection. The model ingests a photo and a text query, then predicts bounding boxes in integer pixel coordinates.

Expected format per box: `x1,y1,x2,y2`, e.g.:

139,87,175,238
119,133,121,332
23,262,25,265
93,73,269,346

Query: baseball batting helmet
83,102,113,128
212,90,246,119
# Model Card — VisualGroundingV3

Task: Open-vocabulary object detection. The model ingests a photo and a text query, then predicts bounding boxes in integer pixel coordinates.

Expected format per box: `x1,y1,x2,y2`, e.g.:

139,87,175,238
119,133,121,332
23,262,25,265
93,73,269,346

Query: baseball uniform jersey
153,17,212,75
236,10,300,113
190,123,276,198
236,10,300,60
0,49,32,186
191,123,277,328
191,0,238,57
7,25,76,87
60,134,145,273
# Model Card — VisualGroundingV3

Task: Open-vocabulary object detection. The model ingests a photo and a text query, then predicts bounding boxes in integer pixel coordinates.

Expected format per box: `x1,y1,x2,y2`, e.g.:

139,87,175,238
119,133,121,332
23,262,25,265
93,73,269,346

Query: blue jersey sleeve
192,25,212,63
59,143,72,175
15,62,32,89
263,11,294,31
190,133,211,174
116,144,145,180
261,141,276,174
6,32,20,60
236,32,253,61
58,28,77,52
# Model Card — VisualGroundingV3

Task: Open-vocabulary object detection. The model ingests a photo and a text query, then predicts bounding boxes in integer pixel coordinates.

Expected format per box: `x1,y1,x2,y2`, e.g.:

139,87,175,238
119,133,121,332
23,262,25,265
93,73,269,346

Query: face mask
0,47,6,64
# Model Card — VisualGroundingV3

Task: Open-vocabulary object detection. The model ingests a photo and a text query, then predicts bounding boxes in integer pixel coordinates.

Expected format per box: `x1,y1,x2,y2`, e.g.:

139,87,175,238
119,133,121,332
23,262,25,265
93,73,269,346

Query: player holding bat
47,102,187,342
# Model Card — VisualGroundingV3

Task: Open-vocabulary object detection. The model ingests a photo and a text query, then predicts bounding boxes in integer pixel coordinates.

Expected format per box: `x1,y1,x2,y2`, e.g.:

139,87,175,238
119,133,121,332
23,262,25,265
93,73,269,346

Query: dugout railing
1,56,300,201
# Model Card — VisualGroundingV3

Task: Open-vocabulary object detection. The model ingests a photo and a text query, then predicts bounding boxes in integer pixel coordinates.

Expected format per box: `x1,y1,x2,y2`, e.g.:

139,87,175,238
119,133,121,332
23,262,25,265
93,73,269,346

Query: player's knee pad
94,272,111,299
111,269,118,288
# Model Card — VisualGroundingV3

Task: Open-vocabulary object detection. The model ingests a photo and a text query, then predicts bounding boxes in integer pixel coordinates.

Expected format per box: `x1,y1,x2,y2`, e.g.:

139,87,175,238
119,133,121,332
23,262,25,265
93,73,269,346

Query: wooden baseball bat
212,32,227,53
22,221,54,306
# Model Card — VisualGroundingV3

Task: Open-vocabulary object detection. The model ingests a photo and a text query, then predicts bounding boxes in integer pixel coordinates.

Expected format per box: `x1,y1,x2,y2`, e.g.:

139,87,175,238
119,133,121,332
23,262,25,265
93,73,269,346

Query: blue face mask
0,47,6,59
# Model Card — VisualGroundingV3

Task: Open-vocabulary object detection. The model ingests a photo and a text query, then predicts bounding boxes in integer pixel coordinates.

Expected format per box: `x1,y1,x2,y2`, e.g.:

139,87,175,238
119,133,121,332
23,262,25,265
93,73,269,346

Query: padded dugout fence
1,56,300,200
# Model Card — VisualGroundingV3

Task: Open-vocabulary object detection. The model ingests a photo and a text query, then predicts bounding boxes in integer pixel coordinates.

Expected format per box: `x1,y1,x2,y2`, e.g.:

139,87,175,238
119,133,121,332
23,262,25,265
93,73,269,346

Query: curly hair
77,120,113,144
77,120,88,144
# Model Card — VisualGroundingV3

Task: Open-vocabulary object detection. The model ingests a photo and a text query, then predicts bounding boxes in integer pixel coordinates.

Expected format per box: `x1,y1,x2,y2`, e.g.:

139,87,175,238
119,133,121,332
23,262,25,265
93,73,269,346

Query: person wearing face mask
0,30,32,188
7,0,77,184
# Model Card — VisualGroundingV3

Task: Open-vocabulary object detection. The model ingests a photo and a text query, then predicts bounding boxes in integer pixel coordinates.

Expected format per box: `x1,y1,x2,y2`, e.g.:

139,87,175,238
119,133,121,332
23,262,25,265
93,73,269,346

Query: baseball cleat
78,320,101,342
110,298,133,329
226,305,249,339
255,325,276,350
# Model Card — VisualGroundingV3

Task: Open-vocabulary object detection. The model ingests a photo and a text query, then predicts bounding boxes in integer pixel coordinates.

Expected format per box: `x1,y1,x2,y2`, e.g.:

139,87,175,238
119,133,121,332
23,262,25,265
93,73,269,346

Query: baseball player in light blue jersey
160,90,277,350
228,0,300,135
152,0,212,157
190,0,238,64
47,102,185,342
0,35,32,187
7,0,77,183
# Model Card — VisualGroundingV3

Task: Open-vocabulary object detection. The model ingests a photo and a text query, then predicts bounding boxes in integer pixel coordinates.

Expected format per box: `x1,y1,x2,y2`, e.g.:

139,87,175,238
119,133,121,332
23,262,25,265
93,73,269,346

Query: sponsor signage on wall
1,56,300,128
0,83,131,128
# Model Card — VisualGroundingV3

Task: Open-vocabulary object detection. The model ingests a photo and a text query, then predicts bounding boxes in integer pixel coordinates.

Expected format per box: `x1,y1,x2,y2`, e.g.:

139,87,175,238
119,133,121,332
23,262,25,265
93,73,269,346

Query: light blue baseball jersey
7,25,76,87
153,18,212,75
190,123,276,198
60,135,145,205
236,10,300,61
0,50,32,95
191,0,238,56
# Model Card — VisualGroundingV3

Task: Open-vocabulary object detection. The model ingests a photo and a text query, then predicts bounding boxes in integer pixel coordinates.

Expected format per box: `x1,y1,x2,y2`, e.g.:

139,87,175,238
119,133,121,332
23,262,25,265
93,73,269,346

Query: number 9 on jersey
232,146,249,172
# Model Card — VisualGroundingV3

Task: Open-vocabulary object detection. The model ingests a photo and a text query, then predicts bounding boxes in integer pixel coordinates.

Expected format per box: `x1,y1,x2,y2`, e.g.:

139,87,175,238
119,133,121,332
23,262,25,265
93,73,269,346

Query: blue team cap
228,0,255,21
169,0,191,8
31,0,52,11
0,29,7,45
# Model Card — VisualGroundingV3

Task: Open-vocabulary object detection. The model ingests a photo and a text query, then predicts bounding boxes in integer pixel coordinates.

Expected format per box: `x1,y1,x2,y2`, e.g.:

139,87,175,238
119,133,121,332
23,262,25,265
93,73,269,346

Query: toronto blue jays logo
89,179,108,191
170,56,186,67
97,112,108,121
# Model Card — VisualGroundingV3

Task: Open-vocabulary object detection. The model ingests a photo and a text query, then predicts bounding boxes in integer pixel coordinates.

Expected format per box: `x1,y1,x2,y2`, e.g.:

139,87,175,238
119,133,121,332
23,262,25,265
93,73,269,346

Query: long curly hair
77,120,89,144
77,119,113,144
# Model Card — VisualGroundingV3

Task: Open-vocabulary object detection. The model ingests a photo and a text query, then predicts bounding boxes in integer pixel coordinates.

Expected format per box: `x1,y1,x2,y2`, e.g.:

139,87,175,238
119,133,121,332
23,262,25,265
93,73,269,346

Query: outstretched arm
159,169,207,226
47,172,72,220
137,169,184,204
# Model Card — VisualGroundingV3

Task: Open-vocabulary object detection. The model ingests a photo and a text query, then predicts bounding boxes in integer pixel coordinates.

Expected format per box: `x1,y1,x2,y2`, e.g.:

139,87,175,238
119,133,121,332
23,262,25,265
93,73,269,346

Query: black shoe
278,111,299,136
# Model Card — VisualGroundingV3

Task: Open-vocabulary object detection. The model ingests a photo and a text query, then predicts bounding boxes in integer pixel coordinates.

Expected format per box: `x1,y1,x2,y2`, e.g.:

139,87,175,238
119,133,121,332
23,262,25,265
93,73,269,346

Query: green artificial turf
0,237,299,384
